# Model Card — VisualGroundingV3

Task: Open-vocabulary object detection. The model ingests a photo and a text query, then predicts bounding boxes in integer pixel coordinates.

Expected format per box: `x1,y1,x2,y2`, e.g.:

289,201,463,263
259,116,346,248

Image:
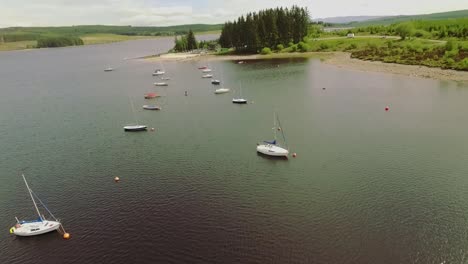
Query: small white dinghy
143,105,161,110
215,88,230,94
154,82,168,86
124,125,147,131
153,69,165,76
202,68,212,73
10,174,62,237
256,112,289,158
104,67,114,72
202,74,213,78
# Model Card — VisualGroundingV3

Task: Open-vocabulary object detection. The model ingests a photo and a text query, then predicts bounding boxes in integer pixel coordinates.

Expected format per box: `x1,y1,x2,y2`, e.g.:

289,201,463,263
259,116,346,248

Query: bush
276,44,284,51
290,44,298,52
446,58,455,65
345,43,357,50
445,40,455,51
319,42,329,50
260,47,272,55
444,48,459,58
288,42,294,47
297,42,309,52
459,58,468,70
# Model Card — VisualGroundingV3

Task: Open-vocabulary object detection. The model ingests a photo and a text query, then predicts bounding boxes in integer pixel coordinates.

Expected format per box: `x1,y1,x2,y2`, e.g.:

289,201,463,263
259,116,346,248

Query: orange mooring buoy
63,233,71,239
114,176,120,182
292,153,297,158
385,106,389,111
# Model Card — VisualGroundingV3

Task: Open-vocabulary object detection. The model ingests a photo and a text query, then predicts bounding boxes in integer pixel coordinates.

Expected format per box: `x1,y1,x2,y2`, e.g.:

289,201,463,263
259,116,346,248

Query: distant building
347,33,355,38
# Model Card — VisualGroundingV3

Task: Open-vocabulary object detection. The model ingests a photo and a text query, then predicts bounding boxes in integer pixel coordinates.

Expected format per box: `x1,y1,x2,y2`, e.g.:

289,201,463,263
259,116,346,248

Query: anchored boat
232,82,247,104
10,174,62,237
256,112,289,157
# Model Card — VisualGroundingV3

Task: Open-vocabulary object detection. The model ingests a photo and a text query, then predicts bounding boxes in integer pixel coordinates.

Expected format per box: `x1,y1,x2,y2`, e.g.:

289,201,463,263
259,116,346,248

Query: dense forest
218,6,310,53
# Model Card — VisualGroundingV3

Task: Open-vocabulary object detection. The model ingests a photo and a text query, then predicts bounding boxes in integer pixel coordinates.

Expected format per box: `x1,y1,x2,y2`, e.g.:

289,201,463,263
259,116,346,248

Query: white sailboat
257,112,289,157
154,82,168,86
10,174,62,237
104,67,114,72
152,69,165,76
124,97,147,132
214,69,229,94
202,74,213,78
232,82,247,104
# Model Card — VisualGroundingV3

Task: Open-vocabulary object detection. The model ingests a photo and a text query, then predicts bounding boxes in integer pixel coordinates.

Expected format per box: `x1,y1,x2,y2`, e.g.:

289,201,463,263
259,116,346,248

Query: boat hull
215,88,230,94
12,220,61,237
154,83,168,86
232,99,247,104
124,125,147,131
143,105,161,110
257,144,289,157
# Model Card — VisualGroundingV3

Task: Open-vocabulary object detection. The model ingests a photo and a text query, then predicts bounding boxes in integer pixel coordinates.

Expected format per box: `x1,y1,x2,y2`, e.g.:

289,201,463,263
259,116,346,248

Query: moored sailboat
256,112,289,157
10,174,62,237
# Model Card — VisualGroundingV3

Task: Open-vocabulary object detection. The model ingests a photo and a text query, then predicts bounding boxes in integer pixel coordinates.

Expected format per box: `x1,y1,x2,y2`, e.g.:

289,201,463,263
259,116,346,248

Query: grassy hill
0,24,222,42
343,9,468,27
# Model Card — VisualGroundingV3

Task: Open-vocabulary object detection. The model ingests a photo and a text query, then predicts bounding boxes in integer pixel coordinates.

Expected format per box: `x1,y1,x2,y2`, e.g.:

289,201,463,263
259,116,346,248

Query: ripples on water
1,37,468,263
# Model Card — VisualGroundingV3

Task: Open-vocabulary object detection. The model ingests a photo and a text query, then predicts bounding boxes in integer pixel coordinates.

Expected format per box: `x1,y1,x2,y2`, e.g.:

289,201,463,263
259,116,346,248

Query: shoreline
145,52,468,82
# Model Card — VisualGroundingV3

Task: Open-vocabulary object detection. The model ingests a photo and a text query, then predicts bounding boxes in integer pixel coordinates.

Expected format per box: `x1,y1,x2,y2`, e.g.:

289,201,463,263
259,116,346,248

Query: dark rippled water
1,36,468,263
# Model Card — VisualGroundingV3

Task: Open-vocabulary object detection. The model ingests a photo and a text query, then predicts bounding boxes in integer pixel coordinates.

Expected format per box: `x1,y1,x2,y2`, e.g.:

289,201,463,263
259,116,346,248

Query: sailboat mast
239,82,242,97
129,97,139,125
22,174,42,220
273,112,277,141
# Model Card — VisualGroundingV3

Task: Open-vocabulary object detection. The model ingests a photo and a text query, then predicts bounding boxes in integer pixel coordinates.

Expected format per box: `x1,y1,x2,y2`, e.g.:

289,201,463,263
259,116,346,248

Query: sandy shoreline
146,52,468,82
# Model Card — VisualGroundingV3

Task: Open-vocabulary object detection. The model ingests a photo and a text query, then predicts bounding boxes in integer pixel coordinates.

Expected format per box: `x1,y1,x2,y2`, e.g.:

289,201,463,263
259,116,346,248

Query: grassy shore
0,40,36,51
146,50,468,82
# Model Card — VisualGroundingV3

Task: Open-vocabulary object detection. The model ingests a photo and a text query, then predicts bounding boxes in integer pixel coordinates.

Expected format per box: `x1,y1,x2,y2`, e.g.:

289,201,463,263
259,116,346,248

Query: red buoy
385,106,389,111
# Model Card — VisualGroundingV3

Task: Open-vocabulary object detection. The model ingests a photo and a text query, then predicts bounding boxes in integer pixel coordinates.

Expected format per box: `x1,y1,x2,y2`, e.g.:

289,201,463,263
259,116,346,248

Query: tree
396,23,414,40
186,29,197,50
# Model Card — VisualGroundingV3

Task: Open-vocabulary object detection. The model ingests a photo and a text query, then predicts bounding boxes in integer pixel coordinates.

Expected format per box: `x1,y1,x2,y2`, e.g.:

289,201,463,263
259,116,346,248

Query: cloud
0,0,466,27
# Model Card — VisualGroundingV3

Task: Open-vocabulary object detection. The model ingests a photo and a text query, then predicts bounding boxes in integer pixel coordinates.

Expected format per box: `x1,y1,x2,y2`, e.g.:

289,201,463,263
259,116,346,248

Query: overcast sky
0,0,466,27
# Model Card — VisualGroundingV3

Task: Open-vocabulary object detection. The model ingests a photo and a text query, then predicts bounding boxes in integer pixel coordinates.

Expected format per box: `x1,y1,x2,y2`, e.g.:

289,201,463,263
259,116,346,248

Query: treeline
36,36,84,48
342,18,468,39
0,24,222,42
219,6,310,53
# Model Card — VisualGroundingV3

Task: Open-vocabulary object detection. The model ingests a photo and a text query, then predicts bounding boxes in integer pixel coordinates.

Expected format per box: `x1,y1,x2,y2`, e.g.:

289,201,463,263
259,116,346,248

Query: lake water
1,36,468,264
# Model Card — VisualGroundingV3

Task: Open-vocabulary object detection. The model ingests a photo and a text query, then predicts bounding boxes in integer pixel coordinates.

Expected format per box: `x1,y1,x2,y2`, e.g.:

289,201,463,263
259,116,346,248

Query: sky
0,0,467,27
